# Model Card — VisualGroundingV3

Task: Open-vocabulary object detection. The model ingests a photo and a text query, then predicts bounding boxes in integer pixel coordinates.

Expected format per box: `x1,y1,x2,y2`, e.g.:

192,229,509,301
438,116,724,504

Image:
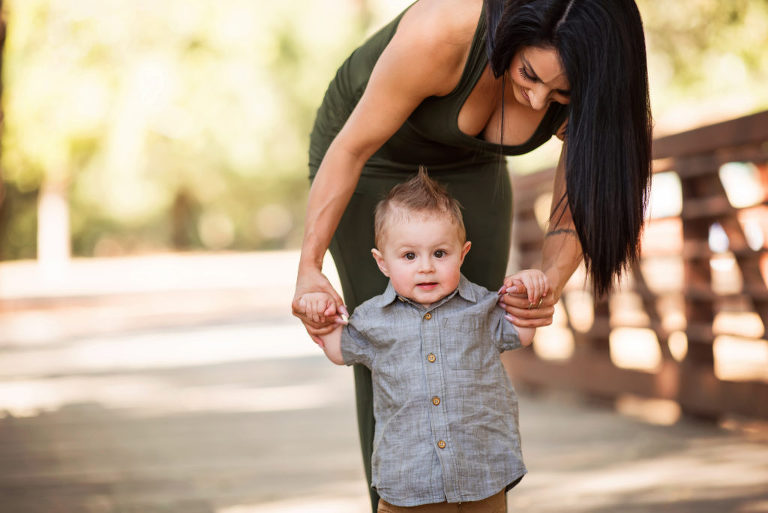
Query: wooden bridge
509,110,768,420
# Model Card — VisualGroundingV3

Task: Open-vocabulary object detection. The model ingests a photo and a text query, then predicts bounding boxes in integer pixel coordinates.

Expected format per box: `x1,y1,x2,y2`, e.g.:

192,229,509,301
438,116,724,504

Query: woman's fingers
306,321,341,337
501,295,554,314
498,291,555,327
504,312,553,328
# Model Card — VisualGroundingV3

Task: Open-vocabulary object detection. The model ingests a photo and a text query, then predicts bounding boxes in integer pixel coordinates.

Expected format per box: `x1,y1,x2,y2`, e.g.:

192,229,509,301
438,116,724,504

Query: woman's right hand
292,266,349,344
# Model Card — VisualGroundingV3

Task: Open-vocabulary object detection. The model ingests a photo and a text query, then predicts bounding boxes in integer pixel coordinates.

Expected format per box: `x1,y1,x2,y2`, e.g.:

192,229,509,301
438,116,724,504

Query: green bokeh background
1,0,767,260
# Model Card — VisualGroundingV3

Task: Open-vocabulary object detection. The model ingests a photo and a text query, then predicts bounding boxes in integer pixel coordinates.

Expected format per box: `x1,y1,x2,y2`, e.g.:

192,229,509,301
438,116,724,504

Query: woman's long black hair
486,0,653,296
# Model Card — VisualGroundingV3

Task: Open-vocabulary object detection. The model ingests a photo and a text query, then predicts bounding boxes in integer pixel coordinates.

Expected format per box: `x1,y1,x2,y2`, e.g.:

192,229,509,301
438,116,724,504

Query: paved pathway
0,252,766,513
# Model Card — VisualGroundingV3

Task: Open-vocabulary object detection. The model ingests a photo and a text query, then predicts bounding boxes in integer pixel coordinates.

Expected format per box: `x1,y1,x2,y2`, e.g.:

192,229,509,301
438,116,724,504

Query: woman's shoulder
399,0,482,45
392,0,484,93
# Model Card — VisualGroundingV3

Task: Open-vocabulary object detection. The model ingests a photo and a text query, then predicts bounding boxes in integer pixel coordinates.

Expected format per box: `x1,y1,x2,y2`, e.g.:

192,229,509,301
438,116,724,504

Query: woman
293,0,652,509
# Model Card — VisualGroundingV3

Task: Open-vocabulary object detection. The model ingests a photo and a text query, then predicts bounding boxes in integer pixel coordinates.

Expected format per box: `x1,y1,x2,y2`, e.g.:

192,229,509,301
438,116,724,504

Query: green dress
308,3,566,510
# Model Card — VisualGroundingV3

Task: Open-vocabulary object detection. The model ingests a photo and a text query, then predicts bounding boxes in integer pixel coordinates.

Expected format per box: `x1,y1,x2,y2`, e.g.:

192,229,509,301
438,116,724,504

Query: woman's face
509,46,571,111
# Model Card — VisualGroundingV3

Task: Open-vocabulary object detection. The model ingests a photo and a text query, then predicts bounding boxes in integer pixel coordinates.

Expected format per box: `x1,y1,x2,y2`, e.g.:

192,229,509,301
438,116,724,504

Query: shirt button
427,353,436,363
423,313,432,320
437,440,446,449
432,396,440,406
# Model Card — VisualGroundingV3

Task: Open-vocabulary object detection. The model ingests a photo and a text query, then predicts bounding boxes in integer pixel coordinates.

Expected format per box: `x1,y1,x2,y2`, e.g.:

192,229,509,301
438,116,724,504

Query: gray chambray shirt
341,274,527,507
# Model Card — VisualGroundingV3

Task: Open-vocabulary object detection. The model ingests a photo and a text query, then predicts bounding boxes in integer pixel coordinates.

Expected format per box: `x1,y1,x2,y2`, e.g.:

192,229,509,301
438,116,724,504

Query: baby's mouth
417,282,438,290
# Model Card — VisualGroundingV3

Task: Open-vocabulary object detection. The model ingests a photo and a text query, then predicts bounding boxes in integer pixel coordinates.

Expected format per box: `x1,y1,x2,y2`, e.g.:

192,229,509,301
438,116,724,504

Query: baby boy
300,167,549,511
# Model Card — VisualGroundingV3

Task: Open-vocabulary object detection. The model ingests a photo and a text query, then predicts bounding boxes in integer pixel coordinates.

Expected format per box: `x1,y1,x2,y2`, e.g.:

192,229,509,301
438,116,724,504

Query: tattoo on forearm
545,228,577,238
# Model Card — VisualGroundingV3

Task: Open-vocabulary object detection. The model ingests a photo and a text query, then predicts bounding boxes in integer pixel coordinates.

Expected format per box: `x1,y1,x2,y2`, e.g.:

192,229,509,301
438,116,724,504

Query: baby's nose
419,259,435,272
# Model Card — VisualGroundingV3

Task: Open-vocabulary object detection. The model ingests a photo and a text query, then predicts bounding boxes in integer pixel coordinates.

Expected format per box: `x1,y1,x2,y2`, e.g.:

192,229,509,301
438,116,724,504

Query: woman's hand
292,267,349,345
498,278,556,328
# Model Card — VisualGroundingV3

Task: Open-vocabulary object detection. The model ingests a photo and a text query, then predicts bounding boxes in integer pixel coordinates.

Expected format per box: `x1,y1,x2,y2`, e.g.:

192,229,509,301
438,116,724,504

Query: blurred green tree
637,0,768,132
0,0,766,260
1,0,379,259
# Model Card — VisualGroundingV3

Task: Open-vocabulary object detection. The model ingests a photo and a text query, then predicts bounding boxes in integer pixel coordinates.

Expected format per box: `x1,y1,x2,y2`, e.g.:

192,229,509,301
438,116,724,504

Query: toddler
300,167,549,512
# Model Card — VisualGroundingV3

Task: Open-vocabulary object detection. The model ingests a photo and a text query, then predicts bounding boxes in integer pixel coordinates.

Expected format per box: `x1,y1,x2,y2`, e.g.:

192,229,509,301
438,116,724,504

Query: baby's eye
404,252,416,260
434,250,446,258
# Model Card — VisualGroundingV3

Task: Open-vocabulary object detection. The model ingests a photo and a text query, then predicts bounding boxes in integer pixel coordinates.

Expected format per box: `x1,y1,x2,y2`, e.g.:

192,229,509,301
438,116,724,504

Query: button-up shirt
341,274,526,507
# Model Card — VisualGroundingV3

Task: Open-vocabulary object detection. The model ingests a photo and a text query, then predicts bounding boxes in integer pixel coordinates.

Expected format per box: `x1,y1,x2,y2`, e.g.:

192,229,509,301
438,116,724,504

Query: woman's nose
528,87,547,111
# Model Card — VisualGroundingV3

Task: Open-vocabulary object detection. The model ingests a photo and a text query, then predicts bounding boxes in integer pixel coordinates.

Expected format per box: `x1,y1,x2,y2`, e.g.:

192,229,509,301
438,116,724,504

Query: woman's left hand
498,282,556,328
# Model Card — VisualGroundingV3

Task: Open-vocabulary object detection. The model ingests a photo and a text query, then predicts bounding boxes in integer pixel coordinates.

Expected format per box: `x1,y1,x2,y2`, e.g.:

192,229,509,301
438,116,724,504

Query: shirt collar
372,273,479,309
371,280,399,308
455,273,480,303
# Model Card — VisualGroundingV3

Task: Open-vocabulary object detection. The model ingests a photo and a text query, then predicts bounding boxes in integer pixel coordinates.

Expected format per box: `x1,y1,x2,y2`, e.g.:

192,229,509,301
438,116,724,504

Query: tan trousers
377,490,506,513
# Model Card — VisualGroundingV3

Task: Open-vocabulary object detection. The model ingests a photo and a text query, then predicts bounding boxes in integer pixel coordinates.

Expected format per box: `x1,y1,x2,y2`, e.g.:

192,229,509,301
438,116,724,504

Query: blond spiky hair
373,166,466,248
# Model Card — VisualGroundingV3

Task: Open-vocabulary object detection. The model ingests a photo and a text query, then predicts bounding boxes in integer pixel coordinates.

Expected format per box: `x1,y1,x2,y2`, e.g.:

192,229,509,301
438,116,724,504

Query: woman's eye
519,67,536,82
404,252,415,260
434,250,445,258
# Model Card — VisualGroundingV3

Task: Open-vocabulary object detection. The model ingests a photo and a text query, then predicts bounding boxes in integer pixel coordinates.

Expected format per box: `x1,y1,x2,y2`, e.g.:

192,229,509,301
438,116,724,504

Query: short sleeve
489,305,521,353
341,320,374,368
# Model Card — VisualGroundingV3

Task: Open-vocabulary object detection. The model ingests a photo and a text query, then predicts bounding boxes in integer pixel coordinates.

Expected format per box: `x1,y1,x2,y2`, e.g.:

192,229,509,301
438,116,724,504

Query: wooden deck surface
0,252,766,513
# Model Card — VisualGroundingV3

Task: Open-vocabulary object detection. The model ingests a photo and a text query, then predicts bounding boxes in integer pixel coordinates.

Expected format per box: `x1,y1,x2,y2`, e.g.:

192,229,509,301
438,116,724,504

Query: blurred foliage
637,0,768,132
0,181,37,259
1,0,384,258
1,0,767,259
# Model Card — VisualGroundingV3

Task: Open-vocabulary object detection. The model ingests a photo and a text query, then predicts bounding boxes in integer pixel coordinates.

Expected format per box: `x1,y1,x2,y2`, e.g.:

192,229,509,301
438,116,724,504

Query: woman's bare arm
540,144,583,301
500,144,583,327
293,0,479,337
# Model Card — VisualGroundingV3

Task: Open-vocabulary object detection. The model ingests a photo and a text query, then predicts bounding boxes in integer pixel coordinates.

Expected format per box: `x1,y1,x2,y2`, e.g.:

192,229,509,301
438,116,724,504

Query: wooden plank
505,348,679,400
506,349,768,419
653,110,768,160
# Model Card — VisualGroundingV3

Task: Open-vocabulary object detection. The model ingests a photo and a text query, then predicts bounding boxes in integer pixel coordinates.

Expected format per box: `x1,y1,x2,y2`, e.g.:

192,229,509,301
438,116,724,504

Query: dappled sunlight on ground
0,321,318,378
0,251,766,512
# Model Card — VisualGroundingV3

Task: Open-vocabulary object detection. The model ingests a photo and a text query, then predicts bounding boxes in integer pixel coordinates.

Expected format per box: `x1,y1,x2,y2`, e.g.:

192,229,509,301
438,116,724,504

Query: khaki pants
377,490,506,513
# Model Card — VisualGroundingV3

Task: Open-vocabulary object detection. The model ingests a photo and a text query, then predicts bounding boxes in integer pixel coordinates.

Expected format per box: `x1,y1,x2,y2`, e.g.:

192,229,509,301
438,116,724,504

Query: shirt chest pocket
441,317,493,371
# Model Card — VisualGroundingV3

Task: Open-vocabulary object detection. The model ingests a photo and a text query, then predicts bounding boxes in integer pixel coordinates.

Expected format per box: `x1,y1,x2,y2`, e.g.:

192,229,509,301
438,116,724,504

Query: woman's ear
371,248,390,277
460,241,471,264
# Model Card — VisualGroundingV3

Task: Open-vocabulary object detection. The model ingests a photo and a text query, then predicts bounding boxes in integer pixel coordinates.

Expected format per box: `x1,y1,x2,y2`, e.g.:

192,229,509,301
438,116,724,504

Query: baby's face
372,214,470,307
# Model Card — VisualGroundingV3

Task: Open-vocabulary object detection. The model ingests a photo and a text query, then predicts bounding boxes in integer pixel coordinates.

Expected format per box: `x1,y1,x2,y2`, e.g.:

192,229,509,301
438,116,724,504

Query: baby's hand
500,269,550,306
298,292,348,329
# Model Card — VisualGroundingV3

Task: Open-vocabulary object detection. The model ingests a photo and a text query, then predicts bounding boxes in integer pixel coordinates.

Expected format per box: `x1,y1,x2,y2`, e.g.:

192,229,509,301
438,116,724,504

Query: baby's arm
318,326,345,365
515,325,536,347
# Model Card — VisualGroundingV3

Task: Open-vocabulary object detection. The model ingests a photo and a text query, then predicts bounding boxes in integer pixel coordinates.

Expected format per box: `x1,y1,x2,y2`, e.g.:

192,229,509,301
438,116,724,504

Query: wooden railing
508,110,768,420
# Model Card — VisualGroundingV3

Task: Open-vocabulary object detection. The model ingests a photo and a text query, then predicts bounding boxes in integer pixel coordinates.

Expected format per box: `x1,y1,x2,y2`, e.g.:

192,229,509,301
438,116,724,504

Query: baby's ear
371,248,390,277
459,240,471,264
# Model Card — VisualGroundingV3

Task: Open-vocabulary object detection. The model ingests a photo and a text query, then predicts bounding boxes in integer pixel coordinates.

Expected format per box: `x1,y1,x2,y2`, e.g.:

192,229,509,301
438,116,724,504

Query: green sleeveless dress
308,3,566,510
